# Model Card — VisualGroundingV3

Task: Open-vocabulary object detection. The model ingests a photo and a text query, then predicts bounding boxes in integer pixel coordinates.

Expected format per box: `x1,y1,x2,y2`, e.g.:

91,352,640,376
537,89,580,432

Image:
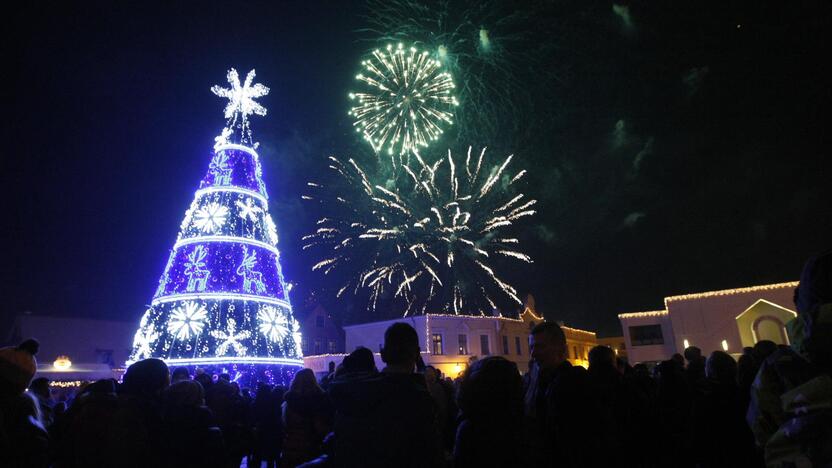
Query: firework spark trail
349,43,458,162
304,146,536,317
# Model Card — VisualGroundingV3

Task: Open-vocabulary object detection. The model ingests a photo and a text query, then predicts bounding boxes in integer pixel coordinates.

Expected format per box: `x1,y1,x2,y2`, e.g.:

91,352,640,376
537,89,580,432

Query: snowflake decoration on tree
236,197,262,222
193,202,229,233
211,317,252,356
257,305,289,343
212,68,269,147
167,301,208,340
132,323,160,360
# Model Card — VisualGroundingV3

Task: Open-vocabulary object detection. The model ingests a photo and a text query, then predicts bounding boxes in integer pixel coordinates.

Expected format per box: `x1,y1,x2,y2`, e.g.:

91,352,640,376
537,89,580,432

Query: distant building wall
619,282,798,364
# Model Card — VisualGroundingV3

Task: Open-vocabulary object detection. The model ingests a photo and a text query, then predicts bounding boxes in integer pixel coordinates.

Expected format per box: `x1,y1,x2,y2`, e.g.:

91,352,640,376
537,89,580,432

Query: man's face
530,332,564,370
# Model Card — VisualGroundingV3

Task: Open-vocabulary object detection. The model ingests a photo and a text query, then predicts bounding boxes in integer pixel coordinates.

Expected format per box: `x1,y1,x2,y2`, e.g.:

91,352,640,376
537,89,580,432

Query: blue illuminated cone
129,69,302,384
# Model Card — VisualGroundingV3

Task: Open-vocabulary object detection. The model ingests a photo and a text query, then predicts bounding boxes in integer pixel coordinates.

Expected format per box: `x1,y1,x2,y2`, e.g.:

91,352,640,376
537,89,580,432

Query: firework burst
303,146,535,317
348,43,458,163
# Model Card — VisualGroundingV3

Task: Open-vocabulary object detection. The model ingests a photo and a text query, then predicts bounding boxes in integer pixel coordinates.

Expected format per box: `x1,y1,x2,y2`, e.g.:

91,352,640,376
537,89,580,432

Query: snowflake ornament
132,323,160,360
258,305,289,343
236,197,262,222
211,317,251,356
193,202,229,233
168,301,208,340
211,68,269,146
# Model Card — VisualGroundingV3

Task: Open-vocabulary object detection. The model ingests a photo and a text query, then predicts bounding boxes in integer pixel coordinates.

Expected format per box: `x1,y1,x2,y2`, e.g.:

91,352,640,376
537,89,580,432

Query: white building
618,281,798,364
304,299,598,378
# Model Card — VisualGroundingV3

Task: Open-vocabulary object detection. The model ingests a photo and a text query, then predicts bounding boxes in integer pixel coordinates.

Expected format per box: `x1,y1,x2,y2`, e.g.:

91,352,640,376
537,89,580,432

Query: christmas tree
128,69,303,384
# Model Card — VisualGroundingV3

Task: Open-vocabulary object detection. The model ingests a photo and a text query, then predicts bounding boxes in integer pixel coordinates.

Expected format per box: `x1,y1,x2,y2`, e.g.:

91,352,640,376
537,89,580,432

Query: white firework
257,305,290,343
210,317,251,356
132,323,159,360
167,301,208,340
236,197,262,222
193,202,229,233
304,146,535,316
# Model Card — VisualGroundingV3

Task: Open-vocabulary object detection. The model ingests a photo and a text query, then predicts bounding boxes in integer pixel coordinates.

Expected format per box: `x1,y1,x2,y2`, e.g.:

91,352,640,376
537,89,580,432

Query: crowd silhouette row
1,251,830,467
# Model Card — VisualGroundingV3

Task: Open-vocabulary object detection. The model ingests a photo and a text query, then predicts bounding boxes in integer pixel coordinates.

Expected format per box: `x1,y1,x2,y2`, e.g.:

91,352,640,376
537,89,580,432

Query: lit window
314,338,322,355
431,334,444,355
480,335,490,355
515,336,522,355
502,336,509,355
327,339,338,354
458,334,468,355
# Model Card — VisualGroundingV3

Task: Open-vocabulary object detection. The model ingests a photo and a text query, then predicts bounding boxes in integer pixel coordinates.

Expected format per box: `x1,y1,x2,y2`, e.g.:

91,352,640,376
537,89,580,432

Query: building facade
619,281,798,363
299,304,345,356
304,301,598,377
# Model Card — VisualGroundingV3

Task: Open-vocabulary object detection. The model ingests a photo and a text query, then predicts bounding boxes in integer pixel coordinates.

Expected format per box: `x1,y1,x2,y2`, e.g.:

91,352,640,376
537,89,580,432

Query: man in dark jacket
523,322,594,467
328,323,441,468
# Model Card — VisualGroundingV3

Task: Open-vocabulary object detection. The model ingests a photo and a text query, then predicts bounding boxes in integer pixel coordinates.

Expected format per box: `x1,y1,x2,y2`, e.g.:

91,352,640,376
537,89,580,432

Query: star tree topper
211,68,269,147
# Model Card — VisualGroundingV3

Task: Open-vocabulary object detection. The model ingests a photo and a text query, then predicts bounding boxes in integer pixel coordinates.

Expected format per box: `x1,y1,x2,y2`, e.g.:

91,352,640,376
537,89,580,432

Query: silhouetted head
343,346,376,373
792,250,832,370
171,366,191,383
288,368,323,396
165,379,205,407
529,322,567,371
683,346,702,362
381,322,420,370
122,358,170,398
706,350,737,386
752,340,777,362
0,338,39,395
671,353,685,368
29,377,51,399
795,250,832,314
457,356,522,422
588,345,617,373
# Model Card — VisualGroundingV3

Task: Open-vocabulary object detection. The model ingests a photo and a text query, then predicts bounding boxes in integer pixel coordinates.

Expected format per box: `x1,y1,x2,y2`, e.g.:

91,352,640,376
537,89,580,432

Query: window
502,336,509,355
573,345,578,359
458,334,468,355
314,338,322,355
327,339,338,354
316,315,325,328
431,334,444,355
629,325,664,346
480,335,490,355
515,336,522,355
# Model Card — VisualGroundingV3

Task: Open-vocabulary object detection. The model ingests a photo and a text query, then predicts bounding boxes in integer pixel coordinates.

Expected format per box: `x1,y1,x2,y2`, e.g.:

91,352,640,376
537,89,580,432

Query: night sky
4,1,831,337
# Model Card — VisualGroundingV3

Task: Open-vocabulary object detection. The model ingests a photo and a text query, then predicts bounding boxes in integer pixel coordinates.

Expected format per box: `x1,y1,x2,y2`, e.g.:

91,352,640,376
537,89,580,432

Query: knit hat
0,339,39,394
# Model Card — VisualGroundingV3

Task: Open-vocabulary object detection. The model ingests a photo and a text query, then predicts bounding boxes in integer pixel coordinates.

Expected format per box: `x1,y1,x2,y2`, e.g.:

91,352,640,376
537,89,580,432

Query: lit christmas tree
128,68,303,384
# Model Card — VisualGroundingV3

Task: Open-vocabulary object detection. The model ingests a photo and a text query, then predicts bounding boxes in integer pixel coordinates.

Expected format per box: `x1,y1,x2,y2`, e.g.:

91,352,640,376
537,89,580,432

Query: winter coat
327,370,441,468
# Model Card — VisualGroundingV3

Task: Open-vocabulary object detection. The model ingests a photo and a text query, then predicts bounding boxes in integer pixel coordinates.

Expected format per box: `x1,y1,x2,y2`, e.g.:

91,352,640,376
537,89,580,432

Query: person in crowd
281,368,333,467
454,356,523,468
206,373,250,468
691,350,759,467
683,346,706,389
748,250,832,466
162,379,225,468
28,376,55,429
0,338,49,468
319,361,337,391
171,366,191,384
587,345,650,467
194,370,213,392
328,323,441,467
249,383,284,468
522,321,594,467
53,359,170,467
654,358,694,467
424,365,452,454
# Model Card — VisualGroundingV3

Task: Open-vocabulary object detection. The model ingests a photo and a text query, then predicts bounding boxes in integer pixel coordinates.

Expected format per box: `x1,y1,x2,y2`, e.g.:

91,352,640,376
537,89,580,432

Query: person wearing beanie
0,338,49,468
0,339,39,396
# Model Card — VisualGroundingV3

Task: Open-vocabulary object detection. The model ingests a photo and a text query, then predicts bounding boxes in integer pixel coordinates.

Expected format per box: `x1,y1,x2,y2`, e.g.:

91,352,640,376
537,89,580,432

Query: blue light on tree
129,69,303,384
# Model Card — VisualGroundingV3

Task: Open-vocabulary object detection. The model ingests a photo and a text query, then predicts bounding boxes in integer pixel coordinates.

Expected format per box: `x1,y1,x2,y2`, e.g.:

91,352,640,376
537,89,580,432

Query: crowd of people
1,251,830,467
